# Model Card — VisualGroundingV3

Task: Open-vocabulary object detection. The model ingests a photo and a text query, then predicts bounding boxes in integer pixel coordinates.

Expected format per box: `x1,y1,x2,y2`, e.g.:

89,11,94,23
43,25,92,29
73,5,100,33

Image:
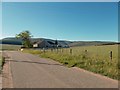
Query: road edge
2,57,13,88
72,67,118,83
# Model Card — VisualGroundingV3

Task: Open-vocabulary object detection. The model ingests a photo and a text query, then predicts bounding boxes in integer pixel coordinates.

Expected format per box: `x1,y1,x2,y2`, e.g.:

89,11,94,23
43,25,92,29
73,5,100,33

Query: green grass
0,44,21,50
23,45,119,80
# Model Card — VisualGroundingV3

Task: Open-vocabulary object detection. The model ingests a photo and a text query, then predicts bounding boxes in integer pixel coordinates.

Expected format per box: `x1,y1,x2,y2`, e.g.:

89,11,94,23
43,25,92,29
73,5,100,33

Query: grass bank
23,45,119,80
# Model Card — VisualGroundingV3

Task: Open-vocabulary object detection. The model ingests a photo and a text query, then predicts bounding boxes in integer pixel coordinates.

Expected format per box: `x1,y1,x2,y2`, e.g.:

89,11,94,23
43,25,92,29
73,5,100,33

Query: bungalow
33,40,53,48
33,40,69,48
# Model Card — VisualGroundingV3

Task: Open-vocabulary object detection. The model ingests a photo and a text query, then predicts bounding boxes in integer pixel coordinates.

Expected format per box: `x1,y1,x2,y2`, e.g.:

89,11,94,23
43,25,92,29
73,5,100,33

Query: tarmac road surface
2,51,118,88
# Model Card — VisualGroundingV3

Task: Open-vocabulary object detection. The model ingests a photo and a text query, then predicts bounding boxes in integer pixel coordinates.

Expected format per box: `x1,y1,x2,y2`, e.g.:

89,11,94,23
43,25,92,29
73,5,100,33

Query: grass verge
23,45,119,80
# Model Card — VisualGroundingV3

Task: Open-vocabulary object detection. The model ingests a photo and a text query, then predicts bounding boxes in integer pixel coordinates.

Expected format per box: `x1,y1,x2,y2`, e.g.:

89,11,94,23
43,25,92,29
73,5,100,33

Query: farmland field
24,44,119,80
0,44,21,50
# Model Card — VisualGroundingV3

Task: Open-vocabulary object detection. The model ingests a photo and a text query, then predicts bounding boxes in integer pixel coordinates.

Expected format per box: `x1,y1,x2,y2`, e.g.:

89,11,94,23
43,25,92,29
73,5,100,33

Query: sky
1,2,118,41
0,3,2,39
1,0,120,2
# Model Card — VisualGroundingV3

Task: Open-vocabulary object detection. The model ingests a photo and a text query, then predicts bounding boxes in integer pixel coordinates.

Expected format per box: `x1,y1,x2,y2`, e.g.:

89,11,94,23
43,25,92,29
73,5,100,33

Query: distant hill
69,41,118,47
0,37,22,45
0,37,118,47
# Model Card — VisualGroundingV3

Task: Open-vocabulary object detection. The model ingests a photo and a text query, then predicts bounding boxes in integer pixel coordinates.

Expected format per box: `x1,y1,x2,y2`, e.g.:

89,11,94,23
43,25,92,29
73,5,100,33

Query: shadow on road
6,59,63,66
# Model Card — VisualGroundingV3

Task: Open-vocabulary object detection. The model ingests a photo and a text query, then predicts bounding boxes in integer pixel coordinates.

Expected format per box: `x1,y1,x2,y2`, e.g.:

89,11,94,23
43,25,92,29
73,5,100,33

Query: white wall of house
33,44,38,47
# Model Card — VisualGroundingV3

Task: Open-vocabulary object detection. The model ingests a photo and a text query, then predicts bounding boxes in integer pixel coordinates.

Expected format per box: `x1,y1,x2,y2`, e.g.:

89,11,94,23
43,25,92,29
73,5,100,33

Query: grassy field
0,44,21,50
24,45,119,80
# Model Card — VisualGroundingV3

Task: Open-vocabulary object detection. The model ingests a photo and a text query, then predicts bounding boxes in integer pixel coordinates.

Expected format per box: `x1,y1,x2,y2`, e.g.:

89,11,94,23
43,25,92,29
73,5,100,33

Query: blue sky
2,2,118,41
2,0,120,2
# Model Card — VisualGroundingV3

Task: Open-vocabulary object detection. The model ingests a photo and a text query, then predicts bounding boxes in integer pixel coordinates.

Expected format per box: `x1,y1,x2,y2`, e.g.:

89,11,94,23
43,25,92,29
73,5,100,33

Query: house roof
33,39,69,47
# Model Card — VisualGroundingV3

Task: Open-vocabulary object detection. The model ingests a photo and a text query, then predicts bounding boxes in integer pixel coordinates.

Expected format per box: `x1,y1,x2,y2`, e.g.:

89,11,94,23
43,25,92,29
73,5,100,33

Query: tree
16,30,32,48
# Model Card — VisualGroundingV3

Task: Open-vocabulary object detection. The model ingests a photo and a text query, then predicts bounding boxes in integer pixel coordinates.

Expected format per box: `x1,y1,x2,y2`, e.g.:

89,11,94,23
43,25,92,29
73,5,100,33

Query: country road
2,51,118,88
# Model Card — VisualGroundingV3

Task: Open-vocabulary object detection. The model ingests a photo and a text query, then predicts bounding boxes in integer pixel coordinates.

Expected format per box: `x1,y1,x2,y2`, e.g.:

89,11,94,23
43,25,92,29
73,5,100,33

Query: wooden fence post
70,49,72,55
85,50,87,54
110,51,112,60
85,50,87,53
43,48,45,53
62,49,63,53
51,48,53,52
56,48,58,53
